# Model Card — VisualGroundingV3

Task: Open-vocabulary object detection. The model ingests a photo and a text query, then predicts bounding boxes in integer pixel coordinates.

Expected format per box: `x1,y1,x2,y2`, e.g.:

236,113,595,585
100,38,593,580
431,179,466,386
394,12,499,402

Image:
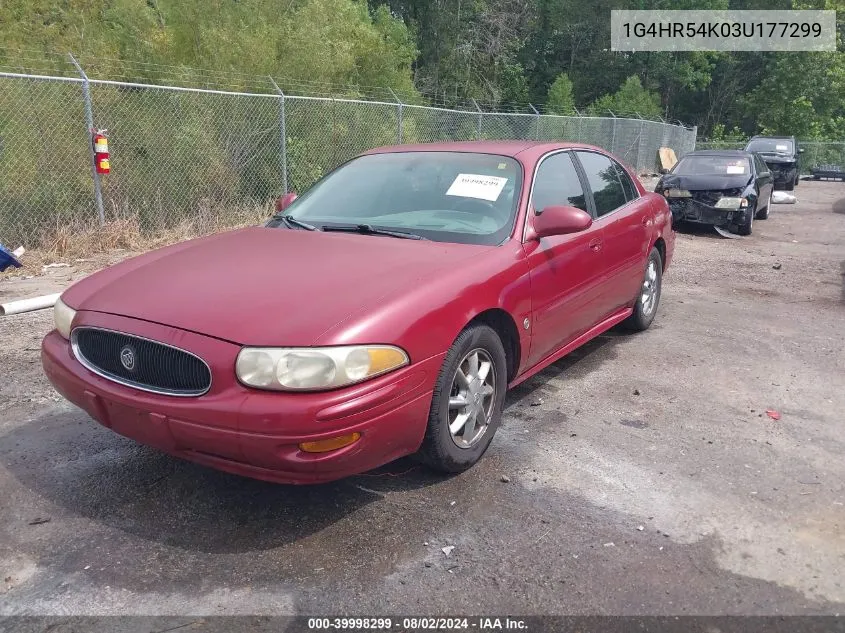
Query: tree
545,73,574,114
587,76,662,118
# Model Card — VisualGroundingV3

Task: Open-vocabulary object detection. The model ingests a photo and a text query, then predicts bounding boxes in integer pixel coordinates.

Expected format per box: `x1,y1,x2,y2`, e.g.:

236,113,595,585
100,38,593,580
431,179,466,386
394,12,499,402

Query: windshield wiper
278,215,318,231
322,224,428,240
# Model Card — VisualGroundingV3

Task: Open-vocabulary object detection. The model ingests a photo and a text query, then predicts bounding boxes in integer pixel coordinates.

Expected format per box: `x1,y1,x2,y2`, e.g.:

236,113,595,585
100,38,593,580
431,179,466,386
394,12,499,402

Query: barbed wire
0,47,687,124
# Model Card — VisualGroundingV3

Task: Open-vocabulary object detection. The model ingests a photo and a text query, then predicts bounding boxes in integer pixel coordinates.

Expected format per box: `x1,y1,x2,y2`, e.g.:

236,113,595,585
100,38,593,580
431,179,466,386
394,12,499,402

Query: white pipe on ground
0,293,61,317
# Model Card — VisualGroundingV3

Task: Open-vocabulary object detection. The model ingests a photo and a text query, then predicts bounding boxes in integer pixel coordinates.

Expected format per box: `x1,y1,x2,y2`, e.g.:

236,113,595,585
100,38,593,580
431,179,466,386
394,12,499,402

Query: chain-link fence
0,67,697,248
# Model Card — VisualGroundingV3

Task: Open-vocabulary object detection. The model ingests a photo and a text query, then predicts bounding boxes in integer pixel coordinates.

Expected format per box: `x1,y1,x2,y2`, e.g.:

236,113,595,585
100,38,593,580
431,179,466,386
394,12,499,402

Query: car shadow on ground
0,329,627,555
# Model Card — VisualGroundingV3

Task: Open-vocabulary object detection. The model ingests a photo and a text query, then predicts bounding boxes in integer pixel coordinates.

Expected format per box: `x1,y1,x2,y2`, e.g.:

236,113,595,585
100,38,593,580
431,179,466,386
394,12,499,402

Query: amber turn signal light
299,432,361,453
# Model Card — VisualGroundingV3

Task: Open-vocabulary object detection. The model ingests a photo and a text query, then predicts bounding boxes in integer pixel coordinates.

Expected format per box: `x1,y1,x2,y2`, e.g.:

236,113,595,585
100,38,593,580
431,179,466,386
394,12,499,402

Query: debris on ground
714,226,743,239
500,475,511,483
27,517,50,525
773,263,782,270
633,389,641,396
637,525,645,531
772,191,797,204
603,542,615,547
441,546,455,556
530,398,543,406
658,147,678,172
42,263,70,271
0,244,24,272
766,409,782,420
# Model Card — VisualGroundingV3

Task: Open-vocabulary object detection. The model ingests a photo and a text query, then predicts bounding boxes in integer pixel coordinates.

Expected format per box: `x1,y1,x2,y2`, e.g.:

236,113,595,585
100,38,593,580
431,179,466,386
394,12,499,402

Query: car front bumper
768,164,798,187
42,312,440,484
667,198,752,228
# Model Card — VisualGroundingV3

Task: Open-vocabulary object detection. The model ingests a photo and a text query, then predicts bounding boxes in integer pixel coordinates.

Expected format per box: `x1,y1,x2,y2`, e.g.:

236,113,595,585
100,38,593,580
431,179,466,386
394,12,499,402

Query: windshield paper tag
776,144,788,151
726,165,746,174
446,174,508,201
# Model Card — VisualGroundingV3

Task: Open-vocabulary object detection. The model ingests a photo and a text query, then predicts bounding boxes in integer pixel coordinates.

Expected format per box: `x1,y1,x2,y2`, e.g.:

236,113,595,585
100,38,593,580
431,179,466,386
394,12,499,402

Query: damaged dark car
655,150,774,237
744,135,802,191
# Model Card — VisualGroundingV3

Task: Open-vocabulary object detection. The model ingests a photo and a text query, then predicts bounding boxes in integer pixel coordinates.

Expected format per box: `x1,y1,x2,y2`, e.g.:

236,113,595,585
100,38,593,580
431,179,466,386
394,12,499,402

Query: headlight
235,345,409,391
714,197,746,209
54,297,77,339
665,189,691,198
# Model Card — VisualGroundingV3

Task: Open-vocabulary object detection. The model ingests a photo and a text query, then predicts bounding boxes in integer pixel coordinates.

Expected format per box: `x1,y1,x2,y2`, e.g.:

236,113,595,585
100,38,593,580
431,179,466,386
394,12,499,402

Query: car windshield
746,139,793,154
276,152,522,245
674,155,751,176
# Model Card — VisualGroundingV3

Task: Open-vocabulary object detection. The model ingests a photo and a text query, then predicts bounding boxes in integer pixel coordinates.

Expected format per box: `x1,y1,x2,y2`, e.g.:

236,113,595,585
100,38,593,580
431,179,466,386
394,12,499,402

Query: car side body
42,140,674,484
656,149,774,236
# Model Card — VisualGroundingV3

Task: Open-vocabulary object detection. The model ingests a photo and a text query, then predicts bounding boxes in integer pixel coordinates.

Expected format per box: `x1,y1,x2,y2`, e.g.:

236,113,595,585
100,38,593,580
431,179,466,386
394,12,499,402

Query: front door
524,151,608,366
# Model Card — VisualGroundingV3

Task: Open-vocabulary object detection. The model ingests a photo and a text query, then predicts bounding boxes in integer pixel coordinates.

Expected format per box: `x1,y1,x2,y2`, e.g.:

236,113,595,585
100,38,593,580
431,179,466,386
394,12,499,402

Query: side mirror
275,192,298,212
530,205,593,240
798,148,805,154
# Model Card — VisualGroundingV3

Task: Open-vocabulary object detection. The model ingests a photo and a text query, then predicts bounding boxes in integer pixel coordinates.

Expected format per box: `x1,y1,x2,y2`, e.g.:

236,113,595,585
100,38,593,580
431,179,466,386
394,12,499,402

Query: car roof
363,140,605,159
683,149,754,157
749,135,794,140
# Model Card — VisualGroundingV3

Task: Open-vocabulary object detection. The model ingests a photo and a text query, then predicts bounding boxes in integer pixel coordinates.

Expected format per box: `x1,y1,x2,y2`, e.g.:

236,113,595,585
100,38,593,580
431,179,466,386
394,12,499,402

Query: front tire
736,206,753,236
417,324,508,473
623,247,663,332
756,190,771,220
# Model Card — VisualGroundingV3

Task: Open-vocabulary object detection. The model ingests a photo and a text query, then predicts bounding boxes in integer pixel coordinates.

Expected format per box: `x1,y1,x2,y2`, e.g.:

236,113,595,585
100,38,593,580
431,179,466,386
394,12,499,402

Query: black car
655,150,774,236
744,135,803,191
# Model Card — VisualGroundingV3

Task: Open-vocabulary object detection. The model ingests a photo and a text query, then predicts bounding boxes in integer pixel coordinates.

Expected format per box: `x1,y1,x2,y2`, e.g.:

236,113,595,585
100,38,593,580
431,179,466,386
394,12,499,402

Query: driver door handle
589,238,603,252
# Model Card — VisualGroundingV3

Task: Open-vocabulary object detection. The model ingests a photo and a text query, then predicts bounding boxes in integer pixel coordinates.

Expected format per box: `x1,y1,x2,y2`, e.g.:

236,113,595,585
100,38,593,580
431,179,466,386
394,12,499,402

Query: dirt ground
0,181,843,618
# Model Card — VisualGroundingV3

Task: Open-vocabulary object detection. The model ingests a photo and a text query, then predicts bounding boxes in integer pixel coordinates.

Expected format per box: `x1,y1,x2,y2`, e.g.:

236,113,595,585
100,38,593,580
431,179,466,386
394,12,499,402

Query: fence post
68,53,105,226
389,88,403,144
269,78,288,194
471,98,483,139
609,110,618,155
574,107,584,142
635,114,646,174
529,103,541,141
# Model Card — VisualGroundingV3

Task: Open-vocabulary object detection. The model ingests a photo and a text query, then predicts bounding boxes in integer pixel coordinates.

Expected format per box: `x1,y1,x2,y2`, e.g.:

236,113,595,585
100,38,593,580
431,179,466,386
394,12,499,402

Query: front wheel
416,324,508,473
735,206,753,236
756,190,771,220
622,247,663,332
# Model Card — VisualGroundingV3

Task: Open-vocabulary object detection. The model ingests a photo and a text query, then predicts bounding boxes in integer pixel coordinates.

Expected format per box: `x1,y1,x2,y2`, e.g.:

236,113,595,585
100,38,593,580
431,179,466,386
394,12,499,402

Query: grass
1,203,272,279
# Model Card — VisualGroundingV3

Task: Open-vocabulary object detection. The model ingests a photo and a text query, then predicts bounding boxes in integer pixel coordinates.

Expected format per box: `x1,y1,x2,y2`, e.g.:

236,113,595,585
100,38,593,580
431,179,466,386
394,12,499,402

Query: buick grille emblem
120,345,137,372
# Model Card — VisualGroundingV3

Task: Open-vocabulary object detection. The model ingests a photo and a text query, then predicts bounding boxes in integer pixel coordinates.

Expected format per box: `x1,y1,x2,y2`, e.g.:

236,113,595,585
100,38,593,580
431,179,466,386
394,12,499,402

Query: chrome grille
72,327,211,396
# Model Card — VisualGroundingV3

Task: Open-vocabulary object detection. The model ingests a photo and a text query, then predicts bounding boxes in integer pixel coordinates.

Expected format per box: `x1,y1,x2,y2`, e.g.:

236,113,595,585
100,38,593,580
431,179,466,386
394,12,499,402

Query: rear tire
622,247,663,332
416,324,507,473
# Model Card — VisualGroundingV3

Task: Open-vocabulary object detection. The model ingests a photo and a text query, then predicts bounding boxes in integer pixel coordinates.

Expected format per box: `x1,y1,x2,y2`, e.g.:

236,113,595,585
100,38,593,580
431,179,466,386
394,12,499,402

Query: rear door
573,150,651,315
523,151,608,366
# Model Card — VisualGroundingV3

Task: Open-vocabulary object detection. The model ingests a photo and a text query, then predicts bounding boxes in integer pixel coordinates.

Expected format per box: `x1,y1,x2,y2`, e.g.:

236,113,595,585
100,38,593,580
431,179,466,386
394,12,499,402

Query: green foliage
545,73,574,115
586,76,662,119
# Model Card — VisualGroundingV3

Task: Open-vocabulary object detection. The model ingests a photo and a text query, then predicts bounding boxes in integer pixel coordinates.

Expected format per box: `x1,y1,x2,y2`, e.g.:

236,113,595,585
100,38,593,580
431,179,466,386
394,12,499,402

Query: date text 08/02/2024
307,617,529,630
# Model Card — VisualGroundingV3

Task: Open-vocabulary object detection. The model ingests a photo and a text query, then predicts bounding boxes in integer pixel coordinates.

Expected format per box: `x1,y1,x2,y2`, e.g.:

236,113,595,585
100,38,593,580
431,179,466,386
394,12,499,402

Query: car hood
64,227,489,346
661,173,752,191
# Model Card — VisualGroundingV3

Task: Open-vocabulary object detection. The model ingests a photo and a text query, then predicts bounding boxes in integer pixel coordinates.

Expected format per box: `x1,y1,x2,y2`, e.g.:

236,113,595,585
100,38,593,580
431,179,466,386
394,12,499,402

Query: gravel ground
0,181,843,618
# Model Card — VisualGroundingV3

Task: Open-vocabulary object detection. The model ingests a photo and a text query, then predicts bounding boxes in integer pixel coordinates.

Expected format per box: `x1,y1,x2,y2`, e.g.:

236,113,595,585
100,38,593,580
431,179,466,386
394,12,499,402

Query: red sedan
42,141,674,484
